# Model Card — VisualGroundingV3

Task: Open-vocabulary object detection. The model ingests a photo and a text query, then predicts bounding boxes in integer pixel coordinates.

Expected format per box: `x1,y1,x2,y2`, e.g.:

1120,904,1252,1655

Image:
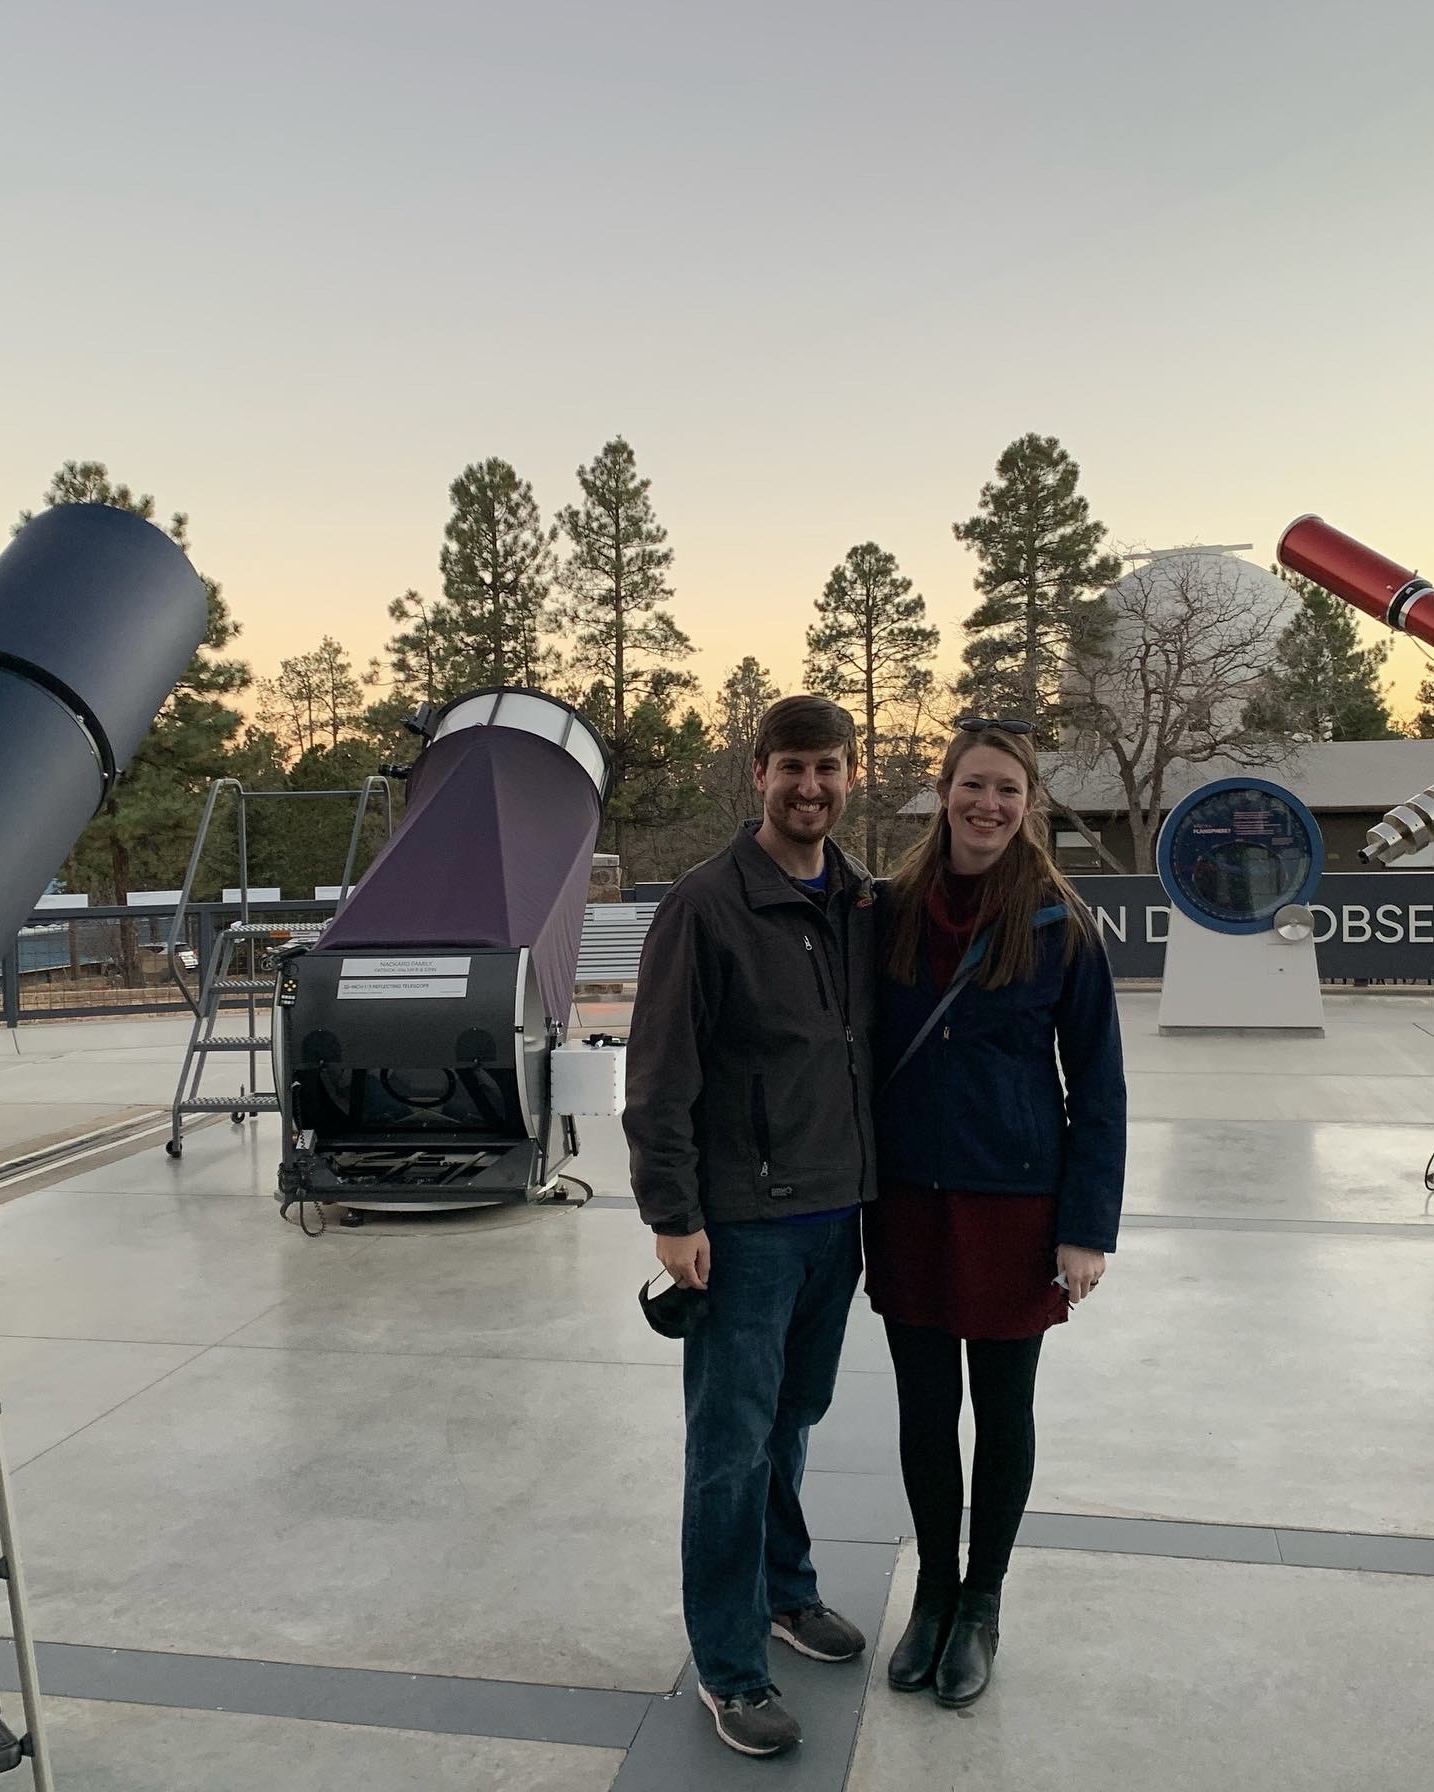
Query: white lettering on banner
1146,906,1170,944
1343,905,1372,944
1309,905,1338,944
1410,906,1434,944
1094,907,1127,943
1375,904,1405,944
336,978,469,1000
340,957,471,978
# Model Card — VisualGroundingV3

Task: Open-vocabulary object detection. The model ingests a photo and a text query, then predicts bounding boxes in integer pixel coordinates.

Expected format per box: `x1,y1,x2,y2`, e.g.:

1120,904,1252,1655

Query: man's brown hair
753,694,858,769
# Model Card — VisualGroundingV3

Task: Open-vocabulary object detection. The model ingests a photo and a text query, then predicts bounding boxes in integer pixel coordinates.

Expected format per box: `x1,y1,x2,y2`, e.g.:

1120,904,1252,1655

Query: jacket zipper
806,916,866,1198
837,897,869,1198
802,934,830,1010
800,901,869,1203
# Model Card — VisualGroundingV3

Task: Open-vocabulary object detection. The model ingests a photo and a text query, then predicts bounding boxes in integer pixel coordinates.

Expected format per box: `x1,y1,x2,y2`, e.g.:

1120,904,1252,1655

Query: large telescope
1276,514,1434,865
0,501,208,1789
274,686,621,1215
0,504,209,945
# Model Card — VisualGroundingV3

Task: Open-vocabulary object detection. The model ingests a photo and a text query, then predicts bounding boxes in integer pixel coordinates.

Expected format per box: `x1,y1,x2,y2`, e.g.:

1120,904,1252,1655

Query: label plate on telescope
337,977,469,1000
340,956,472,978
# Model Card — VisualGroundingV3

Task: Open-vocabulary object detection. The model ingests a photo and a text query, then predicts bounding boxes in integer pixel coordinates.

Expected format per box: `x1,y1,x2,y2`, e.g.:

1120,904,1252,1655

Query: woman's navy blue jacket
876,903,1126,1253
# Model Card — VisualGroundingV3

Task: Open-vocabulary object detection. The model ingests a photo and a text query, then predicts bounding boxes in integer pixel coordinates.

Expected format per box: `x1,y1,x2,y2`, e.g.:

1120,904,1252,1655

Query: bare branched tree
1054,552,1294,872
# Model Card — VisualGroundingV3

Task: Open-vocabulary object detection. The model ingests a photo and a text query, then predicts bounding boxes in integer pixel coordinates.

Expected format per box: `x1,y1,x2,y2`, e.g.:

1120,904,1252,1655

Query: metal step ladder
165,776,393,1158
168,922,323,1156
0,1402,54,1787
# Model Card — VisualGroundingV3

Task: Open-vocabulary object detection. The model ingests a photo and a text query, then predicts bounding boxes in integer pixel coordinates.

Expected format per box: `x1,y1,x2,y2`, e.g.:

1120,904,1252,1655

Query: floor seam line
7,1341,217,1474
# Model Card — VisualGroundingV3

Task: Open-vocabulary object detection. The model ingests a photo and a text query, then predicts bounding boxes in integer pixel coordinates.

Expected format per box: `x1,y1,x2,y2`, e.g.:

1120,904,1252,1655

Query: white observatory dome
1064,545,1302,742
1102,545,1298,647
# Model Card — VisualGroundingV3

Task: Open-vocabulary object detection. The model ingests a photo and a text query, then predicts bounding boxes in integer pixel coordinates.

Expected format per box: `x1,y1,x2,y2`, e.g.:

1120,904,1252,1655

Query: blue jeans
681,1213,862,1696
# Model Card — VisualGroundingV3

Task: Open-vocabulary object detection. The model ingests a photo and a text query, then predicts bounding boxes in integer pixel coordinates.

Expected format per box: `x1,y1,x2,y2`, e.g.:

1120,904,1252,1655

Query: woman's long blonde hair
885,726,1094,989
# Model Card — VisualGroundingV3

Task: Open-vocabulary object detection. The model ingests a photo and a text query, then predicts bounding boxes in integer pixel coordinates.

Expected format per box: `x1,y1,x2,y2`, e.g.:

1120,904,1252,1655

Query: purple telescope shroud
318,723,603,1024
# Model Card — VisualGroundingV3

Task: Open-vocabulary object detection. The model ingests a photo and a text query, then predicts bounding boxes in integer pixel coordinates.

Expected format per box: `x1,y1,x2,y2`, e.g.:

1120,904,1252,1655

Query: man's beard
765,798,838,844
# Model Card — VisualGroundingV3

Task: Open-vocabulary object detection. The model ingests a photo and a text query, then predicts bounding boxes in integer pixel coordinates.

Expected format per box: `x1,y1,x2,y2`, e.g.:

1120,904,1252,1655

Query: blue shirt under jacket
876,904,1126,1253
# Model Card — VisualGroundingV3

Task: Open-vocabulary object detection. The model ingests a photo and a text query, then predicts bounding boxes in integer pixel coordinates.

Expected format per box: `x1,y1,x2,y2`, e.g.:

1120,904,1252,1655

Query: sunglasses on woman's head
955,715,1034,736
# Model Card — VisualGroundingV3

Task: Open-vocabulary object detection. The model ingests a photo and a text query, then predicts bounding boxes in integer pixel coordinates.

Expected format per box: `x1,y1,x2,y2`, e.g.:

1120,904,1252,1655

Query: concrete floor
849,1545,1431,1792
33,1698,622,1792
1,994,1432,1789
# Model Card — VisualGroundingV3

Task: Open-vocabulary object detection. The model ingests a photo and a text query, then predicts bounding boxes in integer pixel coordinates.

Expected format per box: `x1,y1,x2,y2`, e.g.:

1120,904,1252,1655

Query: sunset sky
5,1,1433,715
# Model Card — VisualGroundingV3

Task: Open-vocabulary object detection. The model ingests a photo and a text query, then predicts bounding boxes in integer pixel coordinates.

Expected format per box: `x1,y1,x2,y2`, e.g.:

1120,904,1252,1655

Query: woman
865,717,1125,1708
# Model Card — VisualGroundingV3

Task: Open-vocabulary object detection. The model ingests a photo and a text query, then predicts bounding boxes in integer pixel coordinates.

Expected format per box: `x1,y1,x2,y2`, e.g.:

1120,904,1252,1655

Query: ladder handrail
163,778,396,1027
336,776,395,912
166,778,243,1018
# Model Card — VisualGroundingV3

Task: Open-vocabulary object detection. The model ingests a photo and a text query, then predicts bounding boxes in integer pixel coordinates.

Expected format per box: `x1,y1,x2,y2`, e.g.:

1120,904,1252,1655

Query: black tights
884,1320,1043,1600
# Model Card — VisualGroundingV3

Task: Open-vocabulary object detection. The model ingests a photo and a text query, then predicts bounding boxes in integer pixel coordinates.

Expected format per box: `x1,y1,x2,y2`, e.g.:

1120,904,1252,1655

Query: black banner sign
1071,873,1434,980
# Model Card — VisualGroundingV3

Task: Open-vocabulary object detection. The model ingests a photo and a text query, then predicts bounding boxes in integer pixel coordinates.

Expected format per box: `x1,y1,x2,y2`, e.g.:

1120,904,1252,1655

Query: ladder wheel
165,1139,182,1158
231,1109,246,1125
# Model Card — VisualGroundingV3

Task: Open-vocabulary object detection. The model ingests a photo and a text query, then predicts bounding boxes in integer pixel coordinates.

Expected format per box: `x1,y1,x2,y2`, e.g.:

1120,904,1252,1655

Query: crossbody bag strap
879,931,989,1096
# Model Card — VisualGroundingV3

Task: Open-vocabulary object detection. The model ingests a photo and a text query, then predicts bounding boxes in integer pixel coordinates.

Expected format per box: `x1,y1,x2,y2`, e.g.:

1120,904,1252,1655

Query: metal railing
3,901,339,1023
165,777,393,1019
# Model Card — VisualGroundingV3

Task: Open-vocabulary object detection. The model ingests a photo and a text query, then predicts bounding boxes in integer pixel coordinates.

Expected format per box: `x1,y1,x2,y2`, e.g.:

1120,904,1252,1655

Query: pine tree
556,438,694,867
953,435,1121,744
804,542,939,867
381,589,455,708
704,656,780,830
556,438,691,735
439,458,557,688
1413,674,1434,739
1244,571,1396,741
256,637,364,760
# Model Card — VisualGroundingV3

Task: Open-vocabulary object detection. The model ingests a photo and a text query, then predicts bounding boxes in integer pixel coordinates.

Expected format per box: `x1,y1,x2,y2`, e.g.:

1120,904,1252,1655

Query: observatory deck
1,997,1431,1790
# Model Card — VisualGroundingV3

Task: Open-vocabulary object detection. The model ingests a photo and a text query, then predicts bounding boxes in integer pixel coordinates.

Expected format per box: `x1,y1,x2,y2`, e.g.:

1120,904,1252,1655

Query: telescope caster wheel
339,1208,365,1228
165,1139,182,1158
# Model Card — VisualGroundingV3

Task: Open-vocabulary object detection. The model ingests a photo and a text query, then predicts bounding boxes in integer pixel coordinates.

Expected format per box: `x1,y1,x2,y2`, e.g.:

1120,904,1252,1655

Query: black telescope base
277,1133,568,1216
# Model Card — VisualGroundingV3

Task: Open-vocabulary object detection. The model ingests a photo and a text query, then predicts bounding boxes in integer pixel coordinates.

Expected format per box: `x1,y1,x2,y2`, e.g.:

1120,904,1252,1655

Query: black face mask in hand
638,1272,710,1339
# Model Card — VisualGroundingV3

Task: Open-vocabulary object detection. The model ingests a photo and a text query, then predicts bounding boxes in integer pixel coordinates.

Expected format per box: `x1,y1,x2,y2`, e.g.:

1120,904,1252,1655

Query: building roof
897,740,1434,819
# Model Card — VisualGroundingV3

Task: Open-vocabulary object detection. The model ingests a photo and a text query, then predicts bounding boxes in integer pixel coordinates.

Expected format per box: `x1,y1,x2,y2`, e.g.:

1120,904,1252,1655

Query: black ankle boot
933,1589,1000,1707
887,1576,958,1693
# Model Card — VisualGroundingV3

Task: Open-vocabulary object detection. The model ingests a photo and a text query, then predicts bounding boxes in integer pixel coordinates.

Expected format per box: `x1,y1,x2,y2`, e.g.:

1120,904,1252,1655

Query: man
624,694,877,1758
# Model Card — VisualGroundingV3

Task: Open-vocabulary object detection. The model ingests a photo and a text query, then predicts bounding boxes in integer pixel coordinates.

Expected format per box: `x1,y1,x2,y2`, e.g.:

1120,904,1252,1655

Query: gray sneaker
698,1683,802,1756
771,1600,866,1662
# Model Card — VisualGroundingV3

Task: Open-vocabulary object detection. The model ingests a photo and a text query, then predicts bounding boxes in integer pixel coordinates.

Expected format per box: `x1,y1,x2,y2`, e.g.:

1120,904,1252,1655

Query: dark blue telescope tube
0,503,209,945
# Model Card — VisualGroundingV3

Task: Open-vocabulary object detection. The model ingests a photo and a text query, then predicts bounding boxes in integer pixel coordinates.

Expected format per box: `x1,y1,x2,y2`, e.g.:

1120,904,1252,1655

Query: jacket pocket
750,1074,771,1178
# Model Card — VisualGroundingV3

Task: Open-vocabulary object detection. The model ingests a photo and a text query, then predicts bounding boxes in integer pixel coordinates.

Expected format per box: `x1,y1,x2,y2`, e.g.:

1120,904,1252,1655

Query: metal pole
2,943,18,1030
0,1402,55,1789
167,779,241,1019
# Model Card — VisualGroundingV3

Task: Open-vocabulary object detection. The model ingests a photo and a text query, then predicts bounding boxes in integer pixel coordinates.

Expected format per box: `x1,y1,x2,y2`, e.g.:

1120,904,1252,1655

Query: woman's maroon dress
863,871,1069,1341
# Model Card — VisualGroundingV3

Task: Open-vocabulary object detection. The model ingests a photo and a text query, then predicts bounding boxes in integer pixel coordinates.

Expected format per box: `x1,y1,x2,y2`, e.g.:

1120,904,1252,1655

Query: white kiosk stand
1155,777,1324,1036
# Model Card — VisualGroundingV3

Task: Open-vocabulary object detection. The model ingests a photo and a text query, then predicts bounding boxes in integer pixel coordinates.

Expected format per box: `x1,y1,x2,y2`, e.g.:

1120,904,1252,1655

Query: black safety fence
2,901,338,1025
603,872,1434,985
6,872,1433,1028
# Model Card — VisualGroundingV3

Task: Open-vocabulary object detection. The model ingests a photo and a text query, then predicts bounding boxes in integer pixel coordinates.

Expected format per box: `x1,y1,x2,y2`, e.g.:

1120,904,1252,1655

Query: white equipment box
551,1042,627,1116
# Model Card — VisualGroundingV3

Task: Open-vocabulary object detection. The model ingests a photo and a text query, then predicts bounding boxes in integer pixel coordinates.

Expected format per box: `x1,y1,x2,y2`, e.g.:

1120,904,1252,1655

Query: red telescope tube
1277,515,1434,648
